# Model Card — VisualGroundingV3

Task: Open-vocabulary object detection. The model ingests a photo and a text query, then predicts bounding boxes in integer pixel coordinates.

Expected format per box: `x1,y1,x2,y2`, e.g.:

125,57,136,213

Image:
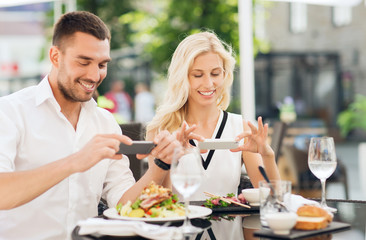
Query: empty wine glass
170,147,203,234
308,137,337,213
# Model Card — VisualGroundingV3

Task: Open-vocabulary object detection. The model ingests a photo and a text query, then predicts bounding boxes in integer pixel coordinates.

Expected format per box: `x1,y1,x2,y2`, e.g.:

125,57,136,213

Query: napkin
77,218,183,240
289,194,320,212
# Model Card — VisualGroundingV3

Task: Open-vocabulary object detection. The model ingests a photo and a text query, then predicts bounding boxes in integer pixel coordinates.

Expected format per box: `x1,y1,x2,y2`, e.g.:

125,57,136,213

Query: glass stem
183,198,191,227
320,178,327,208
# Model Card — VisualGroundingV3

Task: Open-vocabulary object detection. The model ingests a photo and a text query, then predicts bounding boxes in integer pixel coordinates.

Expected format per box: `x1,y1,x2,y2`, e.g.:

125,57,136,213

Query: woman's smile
198,89,216,96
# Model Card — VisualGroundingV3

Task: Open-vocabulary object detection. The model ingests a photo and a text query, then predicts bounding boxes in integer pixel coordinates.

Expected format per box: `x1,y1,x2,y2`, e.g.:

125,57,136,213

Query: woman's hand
231,117,274,158
175,121,205,148
137,130,181,164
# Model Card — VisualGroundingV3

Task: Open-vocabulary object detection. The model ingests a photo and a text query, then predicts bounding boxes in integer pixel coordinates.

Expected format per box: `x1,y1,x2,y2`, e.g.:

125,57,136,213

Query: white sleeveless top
187,110,244,201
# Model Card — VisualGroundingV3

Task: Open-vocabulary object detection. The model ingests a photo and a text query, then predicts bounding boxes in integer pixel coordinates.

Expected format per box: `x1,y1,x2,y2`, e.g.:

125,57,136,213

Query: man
0,11,180,239
105,80,133,123
134,82,155,124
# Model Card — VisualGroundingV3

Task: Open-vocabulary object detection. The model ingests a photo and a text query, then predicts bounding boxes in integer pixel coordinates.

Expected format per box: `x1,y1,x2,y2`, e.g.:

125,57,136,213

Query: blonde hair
147,31,236,135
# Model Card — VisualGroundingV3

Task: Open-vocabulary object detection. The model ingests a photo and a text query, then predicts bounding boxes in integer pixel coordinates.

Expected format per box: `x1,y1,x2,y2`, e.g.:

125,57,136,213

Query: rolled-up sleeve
102,155,136,208
101,120,136,208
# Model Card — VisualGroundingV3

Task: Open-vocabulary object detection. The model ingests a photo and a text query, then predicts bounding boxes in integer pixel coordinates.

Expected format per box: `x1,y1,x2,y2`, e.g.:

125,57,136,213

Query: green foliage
337,94,366,137
77,0,271,73
77,0,136,49
120,0,266,72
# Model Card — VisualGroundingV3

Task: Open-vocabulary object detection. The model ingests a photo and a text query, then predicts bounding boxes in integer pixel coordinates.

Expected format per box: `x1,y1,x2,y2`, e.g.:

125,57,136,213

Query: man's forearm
118,162,168,205
0,156,74,210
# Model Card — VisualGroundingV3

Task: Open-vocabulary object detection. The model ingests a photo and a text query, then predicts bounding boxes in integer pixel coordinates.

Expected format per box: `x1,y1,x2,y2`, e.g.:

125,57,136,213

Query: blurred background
1,0,366,200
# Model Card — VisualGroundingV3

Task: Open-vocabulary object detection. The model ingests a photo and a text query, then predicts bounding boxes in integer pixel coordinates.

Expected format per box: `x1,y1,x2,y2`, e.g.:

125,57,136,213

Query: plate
249,202,260,207
253,221,351,239
190,200,259,213
103,205,212,223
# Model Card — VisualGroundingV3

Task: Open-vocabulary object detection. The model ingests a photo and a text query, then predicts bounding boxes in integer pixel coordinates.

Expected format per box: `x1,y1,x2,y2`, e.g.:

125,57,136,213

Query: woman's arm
232,117,281,188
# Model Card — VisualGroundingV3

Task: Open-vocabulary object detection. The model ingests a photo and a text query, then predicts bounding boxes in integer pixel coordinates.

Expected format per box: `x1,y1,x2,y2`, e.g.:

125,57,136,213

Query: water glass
170,147,203,234
259,180,292,227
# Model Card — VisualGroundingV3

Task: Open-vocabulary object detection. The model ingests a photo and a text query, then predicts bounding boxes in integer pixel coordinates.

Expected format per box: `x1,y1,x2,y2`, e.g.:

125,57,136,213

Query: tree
77,0,270,72
77,0,136,49
120,0,240,71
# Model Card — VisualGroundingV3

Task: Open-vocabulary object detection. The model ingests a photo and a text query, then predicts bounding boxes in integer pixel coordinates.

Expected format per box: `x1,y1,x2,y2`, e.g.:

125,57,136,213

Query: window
332,6,352,27
289,3,307,33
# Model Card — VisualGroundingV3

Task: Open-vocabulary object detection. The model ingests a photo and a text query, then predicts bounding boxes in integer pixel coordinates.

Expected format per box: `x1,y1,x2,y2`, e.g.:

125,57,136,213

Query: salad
204,193,247,208
116,181,185,218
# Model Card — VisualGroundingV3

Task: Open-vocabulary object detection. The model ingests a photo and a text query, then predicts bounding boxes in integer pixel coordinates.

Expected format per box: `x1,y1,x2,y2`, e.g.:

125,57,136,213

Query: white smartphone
197,139,239,150
117,141,156,155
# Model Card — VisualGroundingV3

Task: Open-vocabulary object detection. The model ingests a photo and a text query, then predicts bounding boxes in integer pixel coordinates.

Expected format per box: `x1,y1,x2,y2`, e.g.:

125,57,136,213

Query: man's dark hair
52,11,111,50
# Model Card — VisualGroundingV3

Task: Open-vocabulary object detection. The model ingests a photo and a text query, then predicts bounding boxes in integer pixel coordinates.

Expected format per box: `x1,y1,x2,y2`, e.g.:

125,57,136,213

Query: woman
146,31,280,200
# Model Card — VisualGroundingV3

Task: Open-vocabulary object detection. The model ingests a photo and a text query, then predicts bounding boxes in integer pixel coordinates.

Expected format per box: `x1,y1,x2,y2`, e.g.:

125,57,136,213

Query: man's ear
49,46,60,67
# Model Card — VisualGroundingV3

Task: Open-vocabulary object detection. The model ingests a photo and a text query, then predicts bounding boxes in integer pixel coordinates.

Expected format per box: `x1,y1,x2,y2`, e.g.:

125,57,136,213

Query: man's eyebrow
77,55,111,63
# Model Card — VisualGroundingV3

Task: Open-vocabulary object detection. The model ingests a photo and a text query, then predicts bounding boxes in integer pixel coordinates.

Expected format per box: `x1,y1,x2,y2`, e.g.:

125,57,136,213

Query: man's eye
79,62,88,66
99,64,107,68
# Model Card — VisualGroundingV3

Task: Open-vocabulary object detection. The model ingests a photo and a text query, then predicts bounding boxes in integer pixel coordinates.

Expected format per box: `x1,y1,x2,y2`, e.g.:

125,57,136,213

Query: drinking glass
170,147,204,234
308,137,337,212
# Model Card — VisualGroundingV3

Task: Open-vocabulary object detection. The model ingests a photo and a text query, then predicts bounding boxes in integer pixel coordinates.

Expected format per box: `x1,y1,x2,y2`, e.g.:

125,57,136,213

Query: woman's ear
49,46,60,67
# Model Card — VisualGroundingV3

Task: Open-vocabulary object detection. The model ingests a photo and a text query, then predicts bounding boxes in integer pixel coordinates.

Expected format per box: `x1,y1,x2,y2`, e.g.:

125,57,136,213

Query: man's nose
85,64,101,82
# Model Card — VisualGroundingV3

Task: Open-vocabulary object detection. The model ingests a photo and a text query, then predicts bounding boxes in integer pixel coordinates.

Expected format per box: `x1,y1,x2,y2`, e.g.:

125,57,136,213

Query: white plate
250,202,260,207
103,205,212,223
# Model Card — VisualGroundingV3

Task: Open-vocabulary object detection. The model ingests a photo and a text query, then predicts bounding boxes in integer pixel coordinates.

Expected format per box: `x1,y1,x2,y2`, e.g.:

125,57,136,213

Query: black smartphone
117,141,156,155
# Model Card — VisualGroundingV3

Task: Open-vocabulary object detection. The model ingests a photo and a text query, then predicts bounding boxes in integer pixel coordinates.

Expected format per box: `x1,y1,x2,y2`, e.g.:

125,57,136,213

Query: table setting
72,137,363,240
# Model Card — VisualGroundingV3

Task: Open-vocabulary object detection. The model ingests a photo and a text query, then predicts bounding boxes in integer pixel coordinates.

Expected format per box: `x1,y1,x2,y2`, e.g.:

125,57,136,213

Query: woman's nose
202,74,214,86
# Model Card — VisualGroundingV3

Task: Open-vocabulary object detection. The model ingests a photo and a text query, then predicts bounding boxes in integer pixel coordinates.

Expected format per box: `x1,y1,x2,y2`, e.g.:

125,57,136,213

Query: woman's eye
194,74,203,78
211,72,222,77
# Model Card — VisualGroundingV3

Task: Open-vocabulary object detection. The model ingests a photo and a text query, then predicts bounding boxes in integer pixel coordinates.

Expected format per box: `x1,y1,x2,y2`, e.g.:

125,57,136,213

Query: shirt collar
35,75,97,111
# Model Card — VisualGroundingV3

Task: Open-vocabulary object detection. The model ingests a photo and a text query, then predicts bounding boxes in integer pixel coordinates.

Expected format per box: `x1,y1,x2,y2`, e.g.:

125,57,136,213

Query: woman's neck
185,104,221,138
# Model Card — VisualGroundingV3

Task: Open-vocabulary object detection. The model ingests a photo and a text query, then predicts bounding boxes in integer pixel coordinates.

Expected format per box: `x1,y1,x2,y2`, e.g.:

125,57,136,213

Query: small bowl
265,212,298,235
242,188,260,206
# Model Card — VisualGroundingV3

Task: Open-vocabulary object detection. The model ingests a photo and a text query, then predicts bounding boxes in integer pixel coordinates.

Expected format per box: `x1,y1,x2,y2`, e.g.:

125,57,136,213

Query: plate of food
104,182,212,223
192,192,259,213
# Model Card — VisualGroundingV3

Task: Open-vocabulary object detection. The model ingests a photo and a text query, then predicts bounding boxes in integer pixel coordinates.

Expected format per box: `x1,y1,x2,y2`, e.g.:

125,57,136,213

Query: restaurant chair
270,121,288,163
119,122,147,180
237,174,254,195
282,145,349,199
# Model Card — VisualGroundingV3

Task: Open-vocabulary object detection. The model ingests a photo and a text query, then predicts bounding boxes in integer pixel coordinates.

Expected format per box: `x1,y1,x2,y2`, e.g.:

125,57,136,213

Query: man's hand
72,134,133,173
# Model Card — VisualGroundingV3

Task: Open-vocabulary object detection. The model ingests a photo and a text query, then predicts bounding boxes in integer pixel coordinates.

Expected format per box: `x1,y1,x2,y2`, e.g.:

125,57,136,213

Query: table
72,199,366,240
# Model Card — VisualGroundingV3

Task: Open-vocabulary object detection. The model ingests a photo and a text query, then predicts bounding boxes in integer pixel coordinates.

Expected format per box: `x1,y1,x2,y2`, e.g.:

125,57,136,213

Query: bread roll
294,205,333,230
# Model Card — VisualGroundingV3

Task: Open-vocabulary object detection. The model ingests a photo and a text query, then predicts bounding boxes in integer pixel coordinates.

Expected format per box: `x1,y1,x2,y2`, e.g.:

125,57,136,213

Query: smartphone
117,141,156,155
198,139,239,150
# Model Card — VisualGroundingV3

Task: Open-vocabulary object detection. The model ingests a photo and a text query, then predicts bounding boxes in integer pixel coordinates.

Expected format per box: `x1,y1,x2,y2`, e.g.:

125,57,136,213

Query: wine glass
308,137,337,213
170,147,203,234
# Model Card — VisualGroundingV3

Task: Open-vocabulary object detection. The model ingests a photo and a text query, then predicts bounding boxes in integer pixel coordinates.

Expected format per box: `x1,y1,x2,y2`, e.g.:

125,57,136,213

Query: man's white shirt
0,76,135,240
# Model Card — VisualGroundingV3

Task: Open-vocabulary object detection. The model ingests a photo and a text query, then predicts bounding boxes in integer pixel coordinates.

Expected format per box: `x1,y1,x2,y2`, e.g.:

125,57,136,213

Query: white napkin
77,218,183,240
289,194,320,212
